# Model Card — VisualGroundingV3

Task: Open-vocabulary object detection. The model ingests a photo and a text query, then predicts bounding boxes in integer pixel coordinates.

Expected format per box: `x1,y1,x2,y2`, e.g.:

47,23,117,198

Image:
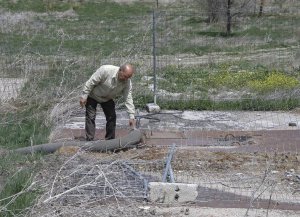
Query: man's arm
123,80,136,127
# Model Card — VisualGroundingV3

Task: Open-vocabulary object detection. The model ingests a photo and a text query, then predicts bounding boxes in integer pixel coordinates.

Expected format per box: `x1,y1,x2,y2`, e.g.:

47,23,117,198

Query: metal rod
152,10,157,105
168,164,175,183
162,143,176,182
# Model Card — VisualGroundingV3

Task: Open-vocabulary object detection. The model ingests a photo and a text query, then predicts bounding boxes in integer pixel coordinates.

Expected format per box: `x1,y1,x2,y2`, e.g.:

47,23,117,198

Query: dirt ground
21,143,300,217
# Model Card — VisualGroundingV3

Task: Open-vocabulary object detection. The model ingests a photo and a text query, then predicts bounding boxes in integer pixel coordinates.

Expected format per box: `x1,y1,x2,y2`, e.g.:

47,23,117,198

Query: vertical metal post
152,10,157,105
162,143,176,183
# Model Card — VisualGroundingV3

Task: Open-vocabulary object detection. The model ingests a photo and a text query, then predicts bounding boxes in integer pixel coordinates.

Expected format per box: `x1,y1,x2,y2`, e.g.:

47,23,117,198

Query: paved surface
51,109,300,153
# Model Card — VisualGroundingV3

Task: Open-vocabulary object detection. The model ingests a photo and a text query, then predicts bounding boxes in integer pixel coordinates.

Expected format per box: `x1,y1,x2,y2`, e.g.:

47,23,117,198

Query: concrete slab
50,107,300,154
148,182,198,203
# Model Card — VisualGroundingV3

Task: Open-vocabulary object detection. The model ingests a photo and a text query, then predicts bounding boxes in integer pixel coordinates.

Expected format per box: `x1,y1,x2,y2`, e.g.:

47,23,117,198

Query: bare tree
226,0,233,34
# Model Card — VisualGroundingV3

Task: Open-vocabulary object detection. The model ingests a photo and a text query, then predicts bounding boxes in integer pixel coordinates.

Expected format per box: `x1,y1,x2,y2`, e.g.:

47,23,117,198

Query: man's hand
129,119,136,129
79,97,87,108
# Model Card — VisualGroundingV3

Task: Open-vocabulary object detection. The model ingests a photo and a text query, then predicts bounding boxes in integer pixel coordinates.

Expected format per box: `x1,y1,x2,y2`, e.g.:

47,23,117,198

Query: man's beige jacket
81,65,135,119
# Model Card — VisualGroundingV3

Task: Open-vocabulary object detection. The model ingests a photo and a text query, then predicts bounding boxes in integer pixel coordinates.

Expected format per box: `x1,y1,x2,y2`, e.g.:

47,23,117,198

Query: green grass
0,0,70,12
2,1,299,58
0,1,152,56
155,12,300,55
156,98,300,111
156,63,300,95
75,2,151,18
0,104,51,149
147,62,300,111
0,170,37,217
0,153,42,217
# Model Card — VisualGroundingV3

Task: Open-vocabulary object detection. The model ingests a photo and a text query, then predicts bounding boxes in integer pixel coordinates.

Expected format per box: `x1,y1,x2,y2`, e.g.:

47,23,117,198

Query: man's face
118,68,134,81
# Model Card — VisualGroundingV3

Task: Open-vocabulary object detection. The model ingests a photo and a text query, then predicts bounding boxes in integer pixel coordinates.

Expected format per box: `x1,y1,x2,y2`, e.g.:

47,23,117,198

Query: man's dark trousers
85,96,116,141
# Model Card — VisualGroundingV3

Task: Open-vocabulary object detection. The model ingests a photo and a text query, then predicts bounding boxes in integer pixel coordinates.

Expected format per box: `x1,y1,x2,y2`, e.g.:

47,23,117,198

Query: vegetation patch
248,71,299,93
0,104,51,150
156,98,299,111
0,151,43,217
152,63,300,110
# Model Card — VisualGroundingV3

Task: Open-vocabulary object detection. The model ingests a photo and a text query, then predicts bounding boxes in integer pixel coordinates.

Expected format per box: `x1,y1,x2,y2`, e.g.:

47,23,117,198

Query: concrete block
148,182,198,203
146,103,160,113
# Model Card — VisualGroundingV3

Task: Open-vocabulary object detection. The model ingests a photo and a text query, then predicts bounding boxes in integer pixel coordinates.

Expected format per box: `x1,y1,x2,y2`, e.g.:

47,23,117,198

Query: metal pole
162,143,176,183
168,164,175,183
152,10,157,105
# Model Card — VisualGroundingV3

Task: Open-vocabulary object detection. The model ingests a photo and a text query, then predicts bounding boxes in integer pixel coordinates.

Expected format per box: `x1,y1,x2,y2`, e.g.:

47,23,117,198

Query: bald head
118,63,135,81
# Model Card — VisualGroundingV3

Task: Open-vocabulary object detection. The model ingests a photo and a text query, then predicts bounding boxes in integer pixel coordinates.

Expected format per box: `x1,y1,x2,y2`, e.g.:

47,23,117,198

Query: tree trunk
226,0,232,35
259,0,265,17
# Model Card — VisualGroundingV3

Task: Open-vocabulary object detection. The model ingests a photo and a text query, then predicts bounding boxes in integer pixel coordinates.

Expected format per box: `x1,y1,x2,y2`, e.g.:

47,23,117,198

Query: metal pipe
168,164,175,183
162,143,176,182
152,10,157,105
15,129,143,154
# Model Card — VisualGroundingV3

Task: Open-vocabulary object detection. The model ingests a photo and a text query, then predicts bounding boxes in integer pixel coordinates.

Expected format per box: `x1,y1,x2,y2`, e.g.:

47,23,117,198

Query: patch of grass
195,31,233,37
199,63,299,93
0,0,71,12
0,153,42,217
184,16,207,25
0,170,37,217
204,64,267,90
157,63,263,92
75,2,151,19
1,24,145,56
156,12,300,56
0,1,152,56
158,65,210,92
0,33,30,54
249,71,299,93
134,94,154,108
0,104,51,149
157,98,299,111
154,63,300,110
235,15,300,42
